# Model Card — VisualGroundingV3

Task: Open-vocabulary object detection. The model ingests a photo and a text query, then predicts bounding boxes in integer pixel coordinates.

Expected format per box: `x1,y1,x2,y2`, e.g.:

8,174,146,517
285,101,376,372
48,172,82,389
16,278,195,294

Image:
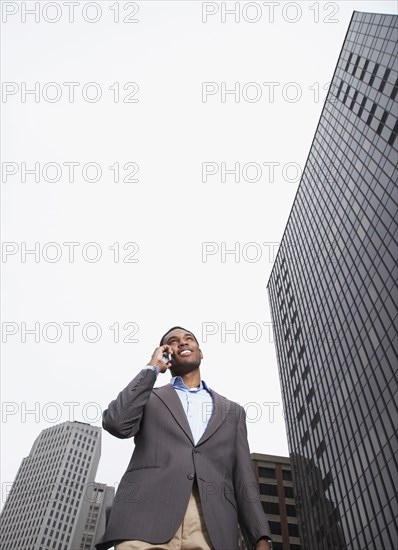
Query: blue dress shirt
170,375,214,445
143,366,214,445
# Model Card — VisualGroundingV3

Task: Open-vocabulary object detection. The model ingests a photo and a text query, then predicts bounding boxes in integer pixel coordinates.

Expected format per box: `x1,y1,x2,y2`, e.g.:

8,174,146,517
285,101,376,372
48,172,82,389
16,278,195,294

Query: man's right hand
147,345,173,374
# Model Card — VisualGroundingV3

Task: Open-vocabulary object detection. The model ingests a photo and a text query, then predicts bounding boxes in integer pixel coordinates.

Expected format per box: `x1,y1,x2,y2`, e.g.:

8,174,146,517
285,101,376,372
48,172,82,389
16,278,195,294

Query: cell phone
162,352,171,364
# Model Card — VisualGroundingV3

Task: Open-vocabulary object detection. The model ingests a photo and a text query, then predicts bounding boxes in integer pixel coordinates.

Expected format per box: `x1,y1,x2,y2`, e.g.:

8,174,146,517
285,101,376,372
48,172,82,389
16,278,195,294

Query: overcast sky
2,0,397,506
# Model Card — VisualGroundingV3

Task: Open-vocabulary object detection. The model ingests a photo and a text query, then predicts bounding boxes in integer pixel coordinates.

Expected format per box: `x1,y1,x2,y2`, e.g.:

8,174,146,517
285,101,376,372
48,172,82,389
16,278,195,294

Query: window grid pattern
254,455,302,548
0,422,102,550
267,11,397,550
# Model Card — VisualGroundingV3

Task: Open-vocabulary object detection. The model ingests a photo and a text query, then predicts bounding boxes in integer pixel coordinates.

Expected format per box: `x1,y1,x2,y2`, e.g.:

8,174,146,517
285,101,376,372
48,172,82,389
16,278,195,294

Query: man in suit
95,327,272,550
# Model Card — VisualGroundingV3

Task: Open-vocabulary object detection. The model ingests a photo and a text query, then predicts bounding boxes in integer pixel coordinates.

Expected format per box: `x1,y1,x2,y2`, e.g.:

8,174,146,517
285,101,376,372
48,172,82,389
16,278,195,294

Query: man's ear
199,349,203,360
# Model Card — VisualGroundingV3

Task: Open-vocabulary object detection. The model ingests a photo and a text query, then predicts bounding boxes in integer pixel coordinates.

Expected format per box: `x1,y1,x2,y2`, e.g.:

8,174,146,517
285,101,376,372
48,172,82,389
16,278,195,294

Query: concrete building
252,453,302,550
0,421,113,550
267,11,397,550
72,483,115,550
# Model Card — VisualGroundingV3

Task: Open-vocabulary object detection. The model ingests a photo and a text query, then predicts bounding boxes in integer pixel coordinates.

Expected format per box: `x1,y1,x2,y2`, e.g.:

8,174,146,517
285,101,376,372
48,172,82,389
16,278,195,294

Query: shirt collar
170,375,211,392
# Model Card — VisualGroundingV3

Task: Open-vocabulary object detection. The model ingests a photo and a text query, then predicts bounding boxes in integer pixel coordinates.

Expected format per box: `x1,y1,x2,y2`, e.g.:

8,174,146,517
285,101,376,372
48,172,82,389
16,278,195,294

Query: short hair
159,326,199,346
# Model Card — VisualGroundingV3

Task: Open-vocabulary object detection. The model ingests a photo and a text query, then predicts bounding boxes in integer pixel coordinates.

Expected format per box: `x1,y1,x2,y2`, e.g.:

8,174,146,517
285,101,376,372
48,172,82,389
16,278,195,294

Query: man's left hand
255,539,271,550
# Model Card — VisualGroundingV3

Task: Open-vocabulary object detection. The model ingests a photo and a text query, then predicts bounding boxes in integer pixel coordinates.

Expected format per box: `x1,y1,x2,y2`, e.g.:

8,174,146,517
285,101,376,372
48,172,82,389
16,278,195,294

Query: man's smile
179,349,193,356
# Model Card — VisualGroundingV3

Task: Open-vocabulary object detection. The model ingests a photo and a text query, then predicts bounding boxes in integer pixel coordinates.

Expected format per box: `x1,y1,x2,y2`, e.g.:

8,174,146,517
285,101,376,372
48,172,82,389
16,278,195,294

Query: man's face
163,328,203,374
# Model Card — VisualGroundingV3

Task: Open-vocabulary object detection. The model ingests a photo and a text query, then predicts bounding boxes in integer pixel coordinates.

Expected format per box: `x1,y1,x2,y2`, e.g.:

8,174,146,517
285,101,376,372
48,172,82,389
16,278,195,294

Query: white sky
1,0,397,506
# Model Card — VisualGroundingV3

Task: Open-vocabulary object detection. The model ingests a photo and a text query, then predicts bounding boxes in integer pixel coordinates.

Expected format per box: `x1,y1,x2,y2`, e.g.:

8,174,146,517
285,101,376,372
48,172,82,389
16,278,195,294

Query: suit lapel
196,389,225,446
154,384,194,444
154,384,228,447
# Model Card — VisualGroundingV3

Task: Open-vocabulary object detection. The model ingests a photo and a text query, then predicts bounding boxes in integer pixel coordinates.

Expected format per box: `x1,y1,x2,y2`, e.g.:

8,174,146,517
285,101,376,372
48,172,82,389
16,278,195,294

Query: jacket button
187,473,194,480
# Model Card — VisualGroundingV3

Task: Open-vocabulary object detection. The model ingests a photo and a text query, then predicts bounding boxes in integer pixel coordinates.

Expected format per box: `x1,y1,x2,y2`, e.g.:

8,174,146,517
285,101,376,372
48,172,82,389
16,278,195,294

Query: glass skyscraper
267,11,397,550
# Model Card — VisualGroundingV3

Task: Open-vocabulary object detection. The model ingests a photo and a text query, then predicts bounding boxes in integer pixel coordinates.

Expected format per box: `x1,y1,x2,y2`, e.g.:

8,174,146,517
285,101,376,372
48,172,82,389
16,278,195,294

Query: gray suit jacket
95,368,271,550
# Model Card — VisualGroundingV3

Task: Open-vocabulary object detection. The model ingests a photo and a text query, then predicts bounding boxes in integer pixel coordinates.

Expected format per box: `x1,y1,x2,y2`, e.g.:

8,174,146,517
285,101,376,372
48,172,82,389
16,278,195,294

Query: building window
286,504,297,517
301,430,309,446
311,412,321,429
379,68,391,93
388,120,398,146
260,484,278,497
282,469,293,481
357,95,367,118
366,102,377,126
344,52,353,71
268,521,282,535
368,63,379,86
376,110,389,135
284,486,295,499
258,467,275,479
306,387,315,403
390,76,398,100
288,523,300,537
262,501,280,515
316,440,326,458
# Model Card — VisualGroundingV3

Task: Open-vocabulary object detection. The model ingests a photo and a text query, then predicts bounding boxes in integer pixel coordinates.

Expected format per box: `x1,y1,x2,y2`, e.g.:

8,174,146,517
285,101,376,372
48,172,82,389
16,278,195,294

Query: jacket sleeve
234,406,272,548
102,368,156,439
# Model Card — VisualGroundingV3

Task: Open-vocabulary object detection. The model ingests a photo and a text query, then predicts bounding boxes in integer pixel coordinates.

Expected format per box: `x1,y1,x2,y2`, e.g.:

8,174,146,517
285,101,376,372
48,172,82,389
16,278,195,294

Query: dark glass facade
267,11,397,550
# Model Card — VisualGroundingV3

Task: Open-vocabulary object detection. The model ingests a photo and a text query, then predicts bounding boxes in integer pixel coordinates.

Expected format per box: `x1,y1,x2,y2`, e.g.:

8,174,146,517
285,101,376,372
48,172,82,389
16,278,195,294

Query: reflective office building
267,11,397,550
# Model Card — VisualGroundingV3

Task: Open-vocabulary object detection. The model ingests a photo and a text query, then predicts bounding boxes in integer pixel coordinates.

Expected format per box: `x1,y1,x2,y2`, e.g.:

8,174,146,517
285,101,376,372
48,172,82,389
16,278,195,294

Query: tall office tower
267,11,397,550
0,421,101,550
71,482,115,550
251,453,302,550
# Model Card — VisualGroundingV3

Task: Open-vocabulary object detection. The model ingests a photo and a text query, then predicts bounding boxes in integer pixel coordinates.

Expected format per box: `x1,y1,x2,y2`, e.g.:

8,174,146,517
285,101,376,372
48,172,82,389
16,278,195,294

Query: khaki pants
115,483,213,550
